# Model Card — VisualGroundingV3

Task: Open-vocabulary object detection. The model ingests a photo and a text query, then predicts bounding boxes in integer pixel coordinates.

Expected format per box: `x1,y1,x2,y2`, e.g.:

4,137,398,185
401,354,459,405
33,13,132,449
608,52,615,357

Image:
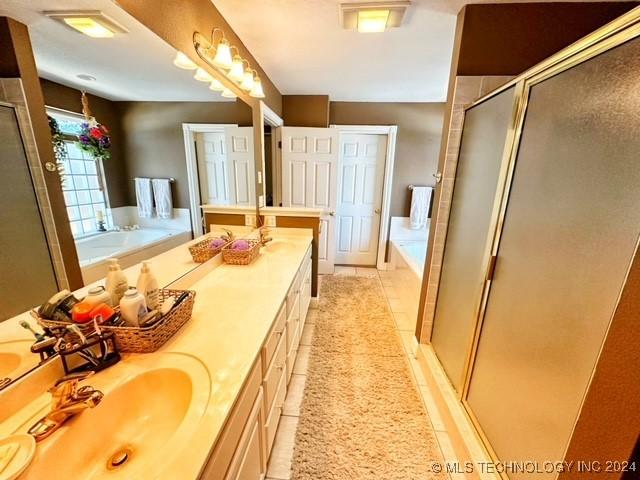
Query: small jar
84,285,113,308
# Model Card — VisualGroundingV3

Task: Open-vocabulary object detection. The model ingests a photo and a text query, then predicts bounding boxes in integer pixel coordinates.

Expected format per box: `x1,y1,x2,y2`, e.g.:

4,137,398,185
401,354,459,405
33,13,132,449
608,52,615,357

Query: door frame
183,123,237,237
259,101,284,206
330,125,398,270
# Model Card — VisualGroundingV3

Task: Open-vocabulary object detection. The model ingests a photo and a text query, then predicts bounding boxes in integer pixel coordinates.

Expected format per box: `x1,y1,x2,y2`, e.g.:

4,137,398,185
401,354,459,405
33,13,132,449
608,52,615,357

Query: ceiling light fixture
173,51,198,70
339,1,411,33
44,10,128,38
76,74,96,82
194,67,214,82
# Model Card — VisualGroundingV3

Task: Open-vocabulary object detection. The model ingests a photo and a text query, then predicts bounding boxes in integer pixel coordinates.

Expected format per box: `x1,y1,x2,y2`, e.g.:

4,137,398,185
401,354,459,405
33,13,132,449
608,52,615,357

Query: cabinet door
225,388,266,480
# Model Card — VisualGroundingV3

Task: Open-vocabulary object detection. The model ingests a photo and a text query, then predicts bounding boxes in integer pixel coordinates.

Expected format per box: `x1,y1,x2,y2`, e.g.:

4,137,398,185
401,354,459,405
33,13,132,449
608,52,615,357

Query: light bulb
173,51,197,70
209,79,225,91
213,38,233,69
194,67,213,82
227,55,244,82
249,76,265,98
240,70,255,91
221,87,237,99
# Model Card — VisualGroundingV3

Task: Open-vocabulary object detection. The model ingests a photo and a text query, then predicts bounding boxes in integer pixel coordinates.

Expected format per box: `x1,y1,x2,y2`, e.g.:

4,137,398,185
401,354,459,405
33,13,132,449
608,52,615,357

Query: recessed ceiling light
44,11,128,38
340,1,411,33
76,74,96,82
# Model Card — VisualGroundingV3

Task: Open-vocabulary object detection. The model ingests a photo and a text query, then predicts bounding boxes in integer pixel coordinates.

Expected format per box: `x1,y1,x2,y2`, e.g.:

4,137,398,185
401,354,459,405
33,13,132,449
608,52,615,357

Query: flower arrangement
77,121,111,161
48,115,67,184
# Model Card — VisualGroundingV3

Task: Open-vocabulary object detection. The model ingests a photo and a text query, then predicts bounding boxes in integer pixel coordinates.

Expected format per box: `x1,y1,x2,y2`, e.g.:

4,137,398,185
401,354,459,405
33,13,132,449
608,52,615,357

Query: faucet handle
49,371,94,406
54,370,94,388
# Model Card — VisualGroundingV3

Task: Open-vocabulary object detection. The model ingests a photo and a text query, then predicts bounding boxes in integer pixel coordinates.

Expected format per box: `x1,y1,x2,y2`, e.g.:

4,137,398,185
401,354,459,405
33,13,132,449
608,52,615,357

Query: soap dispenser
136,261,160,310
105,258,128,305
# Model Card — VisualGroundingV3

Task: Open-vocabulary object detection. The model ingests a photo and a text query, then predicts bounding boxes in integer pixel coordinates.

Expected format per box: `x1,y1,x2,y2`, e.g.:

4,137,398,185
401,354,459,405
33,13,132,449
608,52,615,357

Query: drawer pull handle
277,364,284,371
276,329,284,336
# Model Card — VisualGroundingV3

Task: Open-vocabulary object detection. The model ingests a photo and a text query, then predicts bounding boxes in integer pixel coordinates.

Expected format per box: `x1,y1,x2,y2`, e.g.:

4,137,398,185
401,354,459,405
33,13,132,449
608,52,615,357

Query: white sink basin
16,353,210,479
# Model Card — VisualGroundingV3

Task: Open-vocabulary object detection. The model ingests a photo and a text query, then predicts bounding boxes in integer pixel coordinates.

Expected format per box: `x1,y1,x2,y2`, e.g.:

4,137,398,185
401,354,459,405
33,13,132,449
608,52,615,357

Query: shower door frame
432,8,640,477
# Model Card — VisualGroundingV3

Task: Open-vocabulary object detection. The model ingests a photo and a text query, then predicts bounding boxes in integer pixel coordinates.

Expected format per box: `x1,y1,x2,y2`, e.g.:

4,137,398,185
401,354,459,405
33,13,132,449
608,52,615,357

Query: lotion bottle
105,258,128,305
136,261,160,310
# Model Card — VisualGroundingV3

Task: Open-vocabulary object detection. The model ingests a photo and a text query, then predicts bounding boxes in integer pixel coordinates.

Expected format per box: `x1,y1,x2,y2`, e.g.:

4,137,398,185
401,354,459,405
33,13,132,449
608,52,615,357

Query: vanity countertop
1,228,313,479
158,230,312,478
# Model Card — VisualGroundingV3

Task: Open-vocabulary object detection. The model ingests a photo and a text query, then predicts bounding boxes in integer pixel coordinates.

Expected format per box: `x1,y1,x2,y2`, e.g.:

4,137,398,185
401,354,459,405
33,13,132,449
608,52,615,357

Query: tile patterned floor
266,267,464,480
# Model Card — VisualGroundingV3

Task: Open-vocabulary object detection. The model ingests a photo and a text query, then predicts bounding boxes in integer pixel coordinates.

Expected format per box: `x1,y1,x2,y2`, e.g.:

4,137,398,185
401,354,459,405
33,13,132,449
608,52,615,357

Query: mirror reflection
0,3,256,387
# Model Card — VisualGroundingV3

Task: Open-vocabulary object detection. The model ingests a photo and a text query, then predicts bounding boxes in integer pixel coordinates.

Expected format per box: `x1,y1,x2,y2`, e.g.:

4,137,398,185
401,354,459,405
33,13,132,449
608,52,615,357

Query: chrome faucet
28,371,103,442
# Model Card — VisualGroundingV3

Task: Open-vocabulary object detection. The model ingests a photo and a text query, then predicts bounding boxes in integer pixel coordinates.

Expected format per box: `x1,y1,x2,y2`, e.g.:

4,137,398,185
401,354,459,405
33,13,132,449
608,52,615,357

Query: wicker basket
222,239,261,265
189,237,227,263
38,289,196,353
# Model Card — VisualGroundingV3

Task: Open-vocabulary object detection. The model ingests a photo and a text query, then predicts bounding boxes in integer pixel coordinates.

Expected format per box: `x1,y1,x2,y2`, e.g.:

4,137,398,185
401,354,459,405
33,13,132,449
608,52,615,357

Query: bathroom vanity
0,229,314,479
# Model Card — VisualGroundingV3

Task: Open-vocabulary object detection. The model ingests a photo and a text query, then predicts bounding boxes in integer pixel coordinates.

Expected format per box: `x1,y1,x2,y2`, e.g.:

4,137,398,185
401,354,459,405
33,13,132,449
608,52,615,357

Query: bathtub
388,240,428,325
76,229,192,284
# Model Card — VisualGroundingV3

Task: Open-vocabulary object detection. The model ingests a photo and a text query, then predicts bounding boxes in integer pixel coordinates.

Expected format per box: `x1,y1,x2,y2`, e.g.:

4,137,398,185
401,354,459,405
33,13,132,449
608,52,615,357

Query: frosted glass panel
0,106,58,320
467,38,640,479
431,86,516,392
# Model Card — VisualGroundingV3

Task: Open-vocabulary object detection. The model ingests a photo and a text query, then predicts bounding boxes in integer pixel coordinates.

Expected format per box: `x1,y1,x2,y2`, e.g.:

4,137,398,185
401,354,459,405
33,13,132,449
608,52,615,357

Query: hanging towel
135,177,153,218
152,178,173,219
409,186,432,230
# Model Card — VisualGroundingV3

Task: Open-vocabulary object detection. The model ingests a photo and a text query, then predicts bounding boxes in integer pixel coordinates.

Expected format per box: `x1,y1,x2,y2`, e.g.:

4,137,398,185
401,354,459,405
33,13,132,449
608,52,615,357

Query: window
48,108,110,237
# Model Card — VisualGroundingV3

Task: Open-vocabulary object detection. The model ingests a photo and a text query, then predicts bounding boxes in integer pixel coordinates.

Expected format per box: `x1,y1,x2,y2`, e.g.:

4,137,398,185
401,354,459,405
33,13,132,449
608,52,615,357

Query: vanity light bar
191,30,266,99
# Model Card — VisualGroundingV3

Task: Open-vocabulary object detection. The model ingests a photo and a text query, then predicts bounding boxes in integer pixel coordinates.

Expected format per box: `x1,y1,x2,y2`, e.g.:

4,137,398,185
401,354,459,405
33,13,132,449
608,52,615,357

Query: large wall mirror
0,0,258,388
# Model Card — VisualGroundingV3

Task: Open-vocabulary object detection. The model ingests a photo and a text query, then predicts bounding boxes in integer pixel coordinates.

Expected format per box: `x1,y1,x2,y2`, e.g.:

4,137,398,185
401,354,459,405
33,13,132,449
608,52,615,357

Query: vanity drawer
265,367,287,455
286,323,300,383
201,357,263,480
285,294,300,352
263,331,286,414
286,276,300,317
300,264,312,330
225,387,266,480
262,303,286,374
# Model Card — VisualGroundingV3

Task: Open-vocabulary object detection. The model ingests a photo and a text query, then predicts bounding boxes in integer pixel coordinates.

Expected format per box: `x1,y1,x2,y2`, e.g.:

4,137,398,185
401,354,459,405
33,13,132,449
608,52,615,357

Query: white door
225,126,255,206
281,127,339,274
335,134,386,266
196,131,229,204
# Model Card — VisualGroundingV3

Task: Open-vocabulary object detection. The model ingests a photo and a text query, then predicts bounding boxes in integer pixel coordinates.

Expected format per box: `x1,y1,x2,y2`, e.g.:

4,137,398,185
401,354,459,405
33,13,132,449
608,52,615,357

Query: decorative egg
232,239,250,251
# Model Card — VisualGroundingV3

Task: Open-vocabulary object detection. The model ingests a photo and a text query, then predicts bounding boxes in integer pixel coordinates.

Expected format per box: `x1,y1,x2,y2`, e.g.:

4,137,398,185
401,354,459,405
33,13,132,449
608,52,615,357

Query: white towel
135,177,153,218
152,178,173,219
409,186,432,230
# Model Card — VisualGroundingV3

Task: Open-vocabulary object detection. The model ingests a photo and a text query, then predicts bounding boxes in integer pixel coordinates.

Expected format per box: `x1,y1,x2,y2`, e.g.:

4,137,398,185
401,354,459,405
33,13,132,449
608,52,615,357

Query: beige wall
119,101,252,209
283,95,329,127
330,102,445,217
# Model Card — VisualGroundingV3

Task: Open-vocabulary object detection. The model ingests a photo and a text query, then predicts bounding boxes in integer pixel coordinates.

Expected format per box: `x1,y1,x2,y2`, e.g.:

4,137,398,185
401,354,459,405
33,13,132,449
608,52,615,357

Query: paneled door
225,126,255,206
281,127,339,274
196,131,229,204
335,134,386,266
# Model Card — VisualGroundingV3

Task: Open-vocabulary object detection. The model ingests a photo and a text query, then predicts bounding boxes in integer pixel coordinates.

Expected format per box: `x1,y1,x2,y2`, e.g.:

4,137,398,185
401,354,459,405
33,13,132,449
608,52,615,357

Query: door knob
374,208,381,214
329,211,335,216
